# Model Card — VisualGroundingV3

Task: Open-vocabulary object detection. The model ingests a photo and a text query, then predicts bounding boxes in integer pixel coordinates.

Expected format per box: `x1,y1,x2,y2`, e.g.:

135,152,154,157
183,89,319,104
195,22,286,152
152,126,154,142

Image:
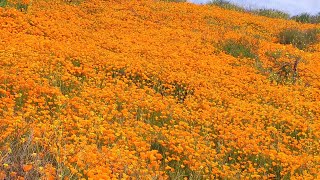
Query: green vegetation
0,0,7,7
0,0,28,12
292,13,320,24
278,28,320,50
221,39,257,59
208,0,245,12
208,0,320,23
253,9,290,19
256,50,302,85
0,131,71,179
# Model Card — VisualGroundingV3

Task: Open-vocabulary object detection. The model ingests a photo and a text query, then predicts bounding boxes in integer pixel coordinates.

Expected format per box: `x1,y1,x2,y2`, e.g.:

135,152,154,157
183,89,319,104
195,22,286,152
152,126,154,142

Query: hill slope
0,0,319,179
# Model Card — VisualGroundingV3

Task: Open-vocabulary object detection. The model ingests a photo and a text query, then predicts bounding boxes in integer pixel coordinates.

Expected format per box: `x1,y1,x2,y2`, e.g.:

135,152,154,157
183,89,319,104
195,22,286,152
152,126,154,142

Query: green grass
253,9,290,19
278,28,320,50
0,0,7,7
291,13,320,24
207,0,320,24
0,0,28,12
221,39,257,59
208,0,245,12
0,131,73,179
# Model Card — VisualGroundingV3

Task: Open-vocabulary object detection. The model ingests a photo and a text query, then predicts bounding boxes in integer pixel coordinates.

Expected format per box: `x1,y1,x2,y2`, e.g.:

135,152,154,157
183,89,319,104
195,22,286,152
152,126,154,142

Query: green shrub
311,13,320,23
291,13,320,24
291,13,312,23
0,0,7,7
208,0,245,12
221,39,257,59
253,9,290,19
279,28,320,50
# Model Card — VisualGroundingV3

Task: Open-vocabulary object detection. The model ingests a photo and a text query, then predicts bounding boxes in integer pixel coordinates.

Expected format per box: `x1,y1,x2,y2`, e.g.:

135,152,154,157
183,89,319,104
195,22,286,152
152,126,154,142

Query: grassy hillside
0,0,319,179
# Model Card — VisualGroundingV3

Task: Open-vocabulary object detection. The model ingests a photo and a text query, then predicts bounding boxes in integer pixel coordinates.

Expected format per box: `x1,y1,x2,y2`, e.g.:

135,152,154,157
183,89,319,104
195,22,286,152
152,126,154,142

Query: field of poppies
0,0,319,179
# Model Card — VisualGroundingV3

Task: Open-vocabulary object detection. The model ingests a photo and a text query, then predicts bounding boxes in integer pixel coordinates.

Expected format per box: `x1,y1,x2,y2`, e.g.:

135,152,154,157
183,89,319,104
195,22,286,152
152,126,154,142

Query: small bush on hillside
292,13,313,23
221,39,257,59
253,9,290,19
208,0,245,12
279,28,320,50
311,14,320,23
291,13,320,24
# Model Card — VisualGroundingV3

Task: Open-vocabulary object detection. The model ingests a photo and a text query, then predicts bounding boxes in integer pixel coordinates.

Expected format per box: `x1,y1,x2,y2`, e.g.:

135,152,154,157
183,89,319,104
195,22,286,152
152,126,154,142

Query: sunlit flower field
0,0,319,179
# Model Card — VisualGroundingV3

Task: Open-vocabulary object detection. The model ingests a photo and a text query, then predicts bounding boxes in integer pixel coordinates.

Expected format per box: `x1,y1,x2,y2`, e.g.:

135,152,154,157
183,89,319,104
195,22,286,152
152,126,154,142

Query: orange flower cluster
0,0,319,179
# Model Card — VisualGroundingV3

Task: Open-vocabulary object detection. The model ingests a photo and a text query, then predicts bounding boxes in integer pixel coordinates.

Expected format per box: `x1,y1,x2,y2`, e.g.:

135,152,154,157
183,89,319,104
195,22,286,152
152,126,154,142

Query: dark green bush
221,39,257,59
291,13,312,23
291,13,320,24
279,28,320,50
253,9,290,19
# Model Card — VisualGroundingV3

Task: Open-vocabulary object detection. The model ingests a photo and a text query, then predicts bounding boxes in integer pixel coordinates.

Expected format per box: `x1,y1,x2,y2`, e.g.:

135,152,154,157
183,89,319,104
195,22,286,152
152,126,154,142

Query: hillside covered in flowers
0,0,319,179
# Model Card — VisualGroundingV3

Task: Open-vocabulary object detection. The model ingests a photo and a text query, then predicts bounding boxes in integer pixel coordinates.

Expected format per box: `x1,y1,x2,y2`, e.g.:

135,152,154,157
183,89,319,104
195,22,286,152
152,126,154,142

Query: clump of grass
221,39,257,59
292,13,313,23
279,28,320,50
0,0,8,8
207,0,320,24
0,0,28,12
253,9,290,19
291,13,320,24
15,1,28,12
208,0,245,12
